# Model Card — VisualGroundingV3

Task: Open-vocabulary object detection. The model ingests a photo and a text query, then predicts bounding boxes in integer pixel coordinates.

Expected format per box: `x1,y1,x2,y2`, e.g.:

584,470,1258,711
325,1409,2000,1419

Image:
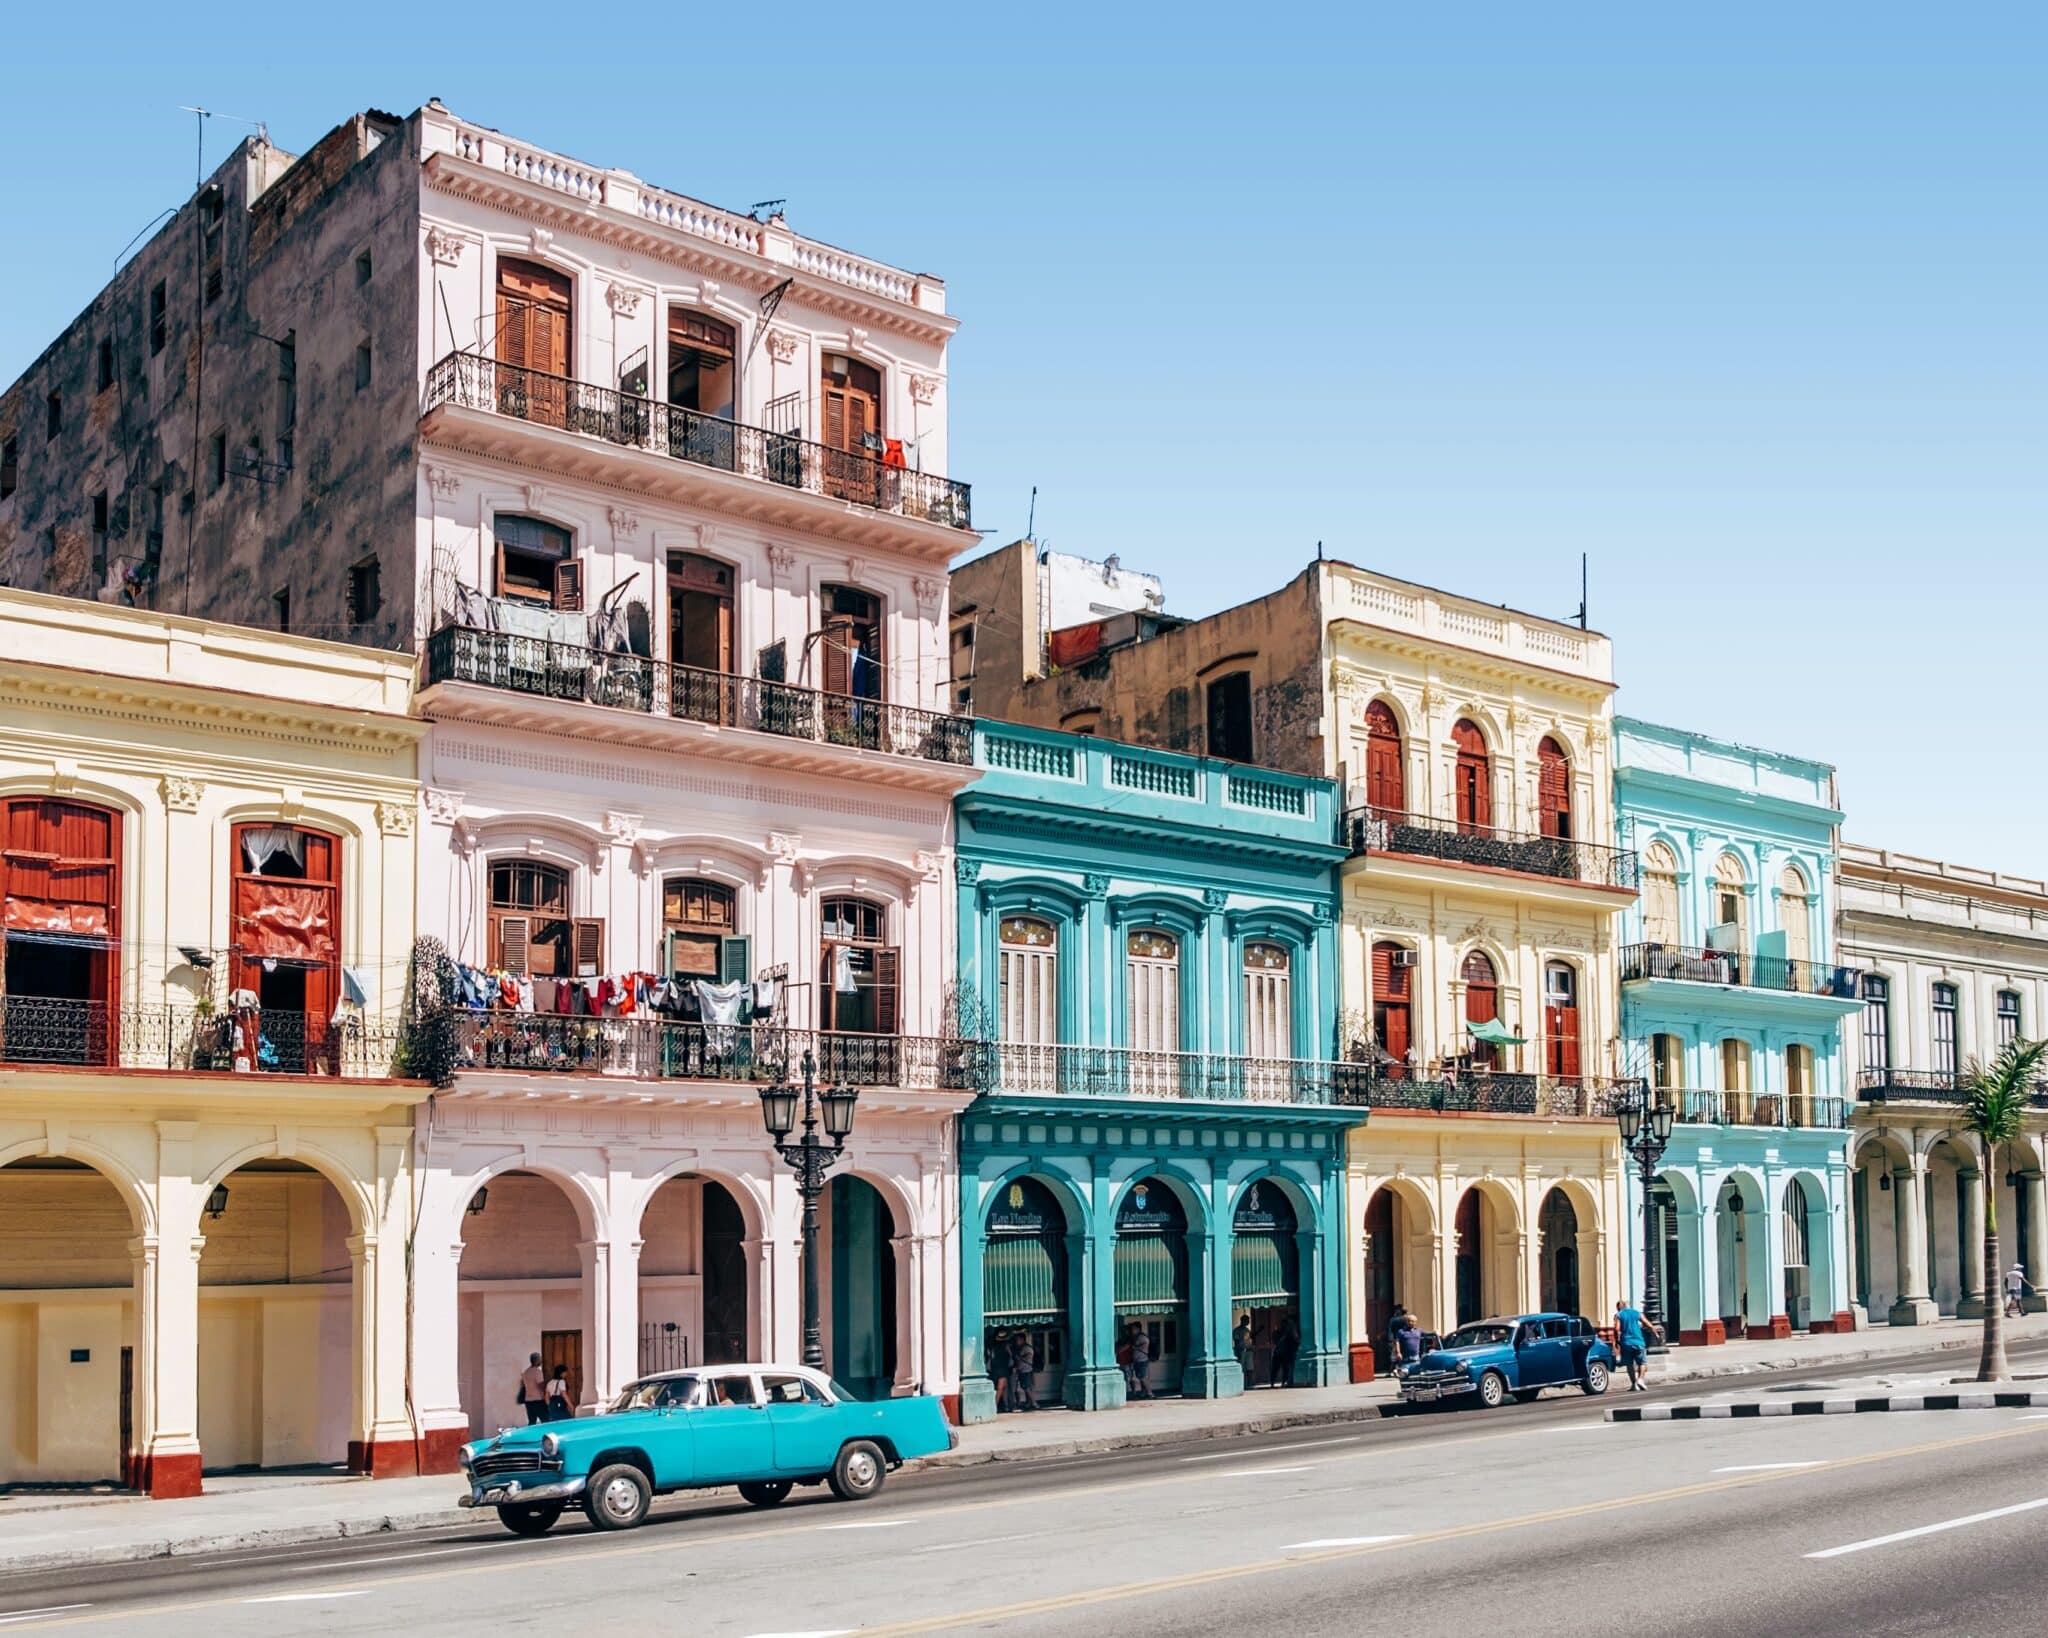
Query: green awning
984,1234,1061,1322
1466,1018,1526,1047
1231,1233,1297,1305
1114,1233,1186,1310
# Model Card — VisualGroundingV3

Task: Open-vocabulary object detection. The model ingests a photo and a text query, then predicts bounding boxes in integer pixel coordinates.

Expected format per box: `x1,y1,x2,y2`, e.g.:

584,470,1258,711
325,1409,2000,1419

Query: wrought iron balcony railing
1621,943,1862,999
422,353,972,532
0,997,402,1077
423,624,974,765
1342,806,1640,891
980,1041,1354,1106
1669,1087,1850,1129
442,1010,988,1091
1332,1067,1643,1119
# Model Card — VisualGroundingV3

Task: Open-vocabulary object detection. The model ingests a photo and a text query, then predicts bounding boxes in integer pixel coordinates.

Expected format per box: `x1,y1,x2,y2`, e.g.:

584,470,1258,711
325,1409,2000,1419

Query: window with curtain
1242,942,1292,1060
1642,841,1681,946
1931,982,1959,1077
1777,864,1812,969
1651,1033,1684,1093
999,917,1058,1047
821,894,896,1035
1462,949,1500,1067
1997,990,2021,1048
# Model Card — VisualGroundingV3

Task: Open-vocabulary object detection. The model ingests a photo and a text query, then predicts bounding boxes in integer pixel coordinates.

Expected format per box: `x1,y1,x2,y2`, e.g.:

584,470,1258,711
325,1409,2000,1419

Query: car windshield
610,1374,698,1412
1445,1324,1514,1348
828,1377,863,1403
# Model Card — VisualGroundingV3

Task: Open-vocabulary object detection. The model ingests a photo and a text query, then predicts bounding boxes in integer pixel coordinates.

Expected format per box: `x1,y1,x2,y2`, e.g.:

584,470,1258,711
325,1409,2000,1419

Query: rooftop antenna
749,199,786,222
1579,551,1589,630
1027,486,1037,542
177,105,269,188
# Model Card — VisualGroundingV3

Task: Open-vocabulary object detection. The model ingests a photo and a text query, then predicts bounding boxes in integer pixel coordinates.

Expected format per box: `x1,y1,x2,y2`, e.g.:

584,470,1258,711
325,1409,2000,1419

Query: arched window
663,877,738,981
1462,949,1501,1067
1543,960,1580,1078
495,257,572,424
667,308,736,420
1372,940,1415,1076
668,552,735,685
2,796,121,1066
1126,929,1181,1055
1452,720,1491,832
819,353,884,505
1777,864,1812,969
1242,942,1292,1060
1537,736,1572,840
1781,1180,1810,1273
999,916,1058,1046
1205,671,1254,762
1651,1032,1684,1093
1712,853,1749,948
821,895,896,1035
1364,700,1405,816
490,860,598,987
1642,841,1681,946
233,822,343,1070
493,513,580,611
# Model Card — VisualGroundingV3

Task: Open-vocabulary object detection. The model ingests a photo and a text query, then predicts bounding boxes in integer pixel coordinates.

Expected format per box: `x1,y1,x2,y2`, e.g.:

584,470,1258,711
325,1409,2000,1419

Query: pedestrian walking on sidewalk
1394,1308,1423,1368
1126,1324,1154,1400
544,1362,573,1421
1270,1315,1299,1388
1233,1313,1255,1383
1614,1300,1649,1391
517,1351,546,1424
2004,1263,2030,1318
1010,1331,1039,1412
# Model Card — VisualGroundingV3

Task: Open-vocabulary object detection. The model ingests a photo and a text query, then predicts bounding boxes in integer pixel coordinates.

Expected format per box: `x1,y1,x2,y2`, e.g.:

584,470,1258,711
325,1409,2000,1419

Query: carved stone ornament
914,850,944,881
909,373,940,405
160,774,204,813
1082,872,1110,897
844,555,867,587
604,282,645,318
424,464,461,499
764,543,796,581
424,788,465,824
766,330,800,364
529,228,555,258
848,326,870,353
700,280,722,304
376,800,416,838
603,811,643,845
769,831,803,864
957,858,984,886
523,482,549,513
694,522,719,551
424,226,466,267
911,576,942,613
607,506,641,538
1202,888,1228,911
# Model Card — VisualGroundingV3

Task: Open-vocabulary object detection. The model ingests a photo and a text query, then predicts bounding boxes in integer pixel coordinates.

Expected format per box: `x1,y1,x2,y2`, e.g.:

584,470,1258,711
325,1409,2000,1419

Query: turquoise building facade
955,725,1361,1420
1614,718,1863,1344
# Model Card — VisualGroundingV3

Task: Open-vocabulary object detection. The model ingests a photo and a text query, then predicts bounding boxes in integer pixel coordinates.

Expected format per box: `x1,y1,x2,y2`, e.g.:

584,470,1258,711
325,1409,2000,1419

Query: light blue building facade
1613,719,1863,1344
954,725,1362,1420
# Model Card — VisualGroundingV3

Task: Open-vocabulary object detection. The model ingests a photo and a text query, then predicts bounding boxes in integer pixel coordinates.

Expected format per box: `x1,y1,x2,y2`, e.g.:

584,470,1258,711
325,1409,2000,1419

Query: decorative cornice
376,800,415,837
161,773,204,813
424,226,467,267
607,505,641,538
765,330,801,364
424,788,465,824
604,282,646,318
909,373,941,405
603,810,643,845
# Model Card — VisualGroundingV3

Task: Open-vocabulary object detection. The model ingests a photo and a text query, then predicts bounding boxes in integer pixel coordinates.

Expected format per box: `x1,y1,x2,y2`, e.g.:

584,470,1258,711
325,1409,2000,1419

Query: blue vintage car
458,1363,957,1535
1397,1312,1614,1409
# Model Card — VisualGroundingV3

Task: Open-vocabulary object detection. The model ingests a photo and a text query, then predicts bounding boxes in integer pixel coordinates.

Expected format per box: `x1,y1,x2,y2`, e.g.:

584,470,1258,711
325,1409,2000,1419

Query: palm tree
1960,1037,2046,1382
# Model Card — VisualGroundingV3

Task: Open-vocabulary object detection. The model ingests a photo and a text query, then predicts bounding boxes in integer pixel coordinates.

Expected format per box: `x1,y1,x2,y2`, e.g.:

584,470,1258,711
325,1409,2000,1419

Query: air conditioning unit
1390,949,1418,969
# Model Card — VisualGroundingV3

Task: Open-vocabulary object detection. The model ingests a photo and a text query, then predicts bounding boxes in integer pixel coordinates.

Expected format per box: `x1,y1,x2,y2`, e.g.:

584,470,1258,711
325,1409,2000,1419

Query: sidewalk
4,1312,2041,1576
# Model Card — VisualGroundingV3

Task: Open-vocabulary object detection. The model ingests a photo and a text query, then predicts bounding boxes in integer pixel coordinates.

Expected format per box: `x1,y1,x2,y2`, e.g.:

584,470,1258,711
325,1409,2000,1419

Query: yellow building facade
1328,567,1638,1367
0,590,424,1494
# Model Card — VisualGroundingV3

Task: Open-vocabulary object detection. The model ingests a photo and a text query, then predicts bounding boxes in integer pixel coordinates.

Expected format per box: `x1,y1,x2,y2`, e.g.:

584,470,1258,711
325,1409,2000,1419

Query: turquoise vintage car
458,1363,957,1535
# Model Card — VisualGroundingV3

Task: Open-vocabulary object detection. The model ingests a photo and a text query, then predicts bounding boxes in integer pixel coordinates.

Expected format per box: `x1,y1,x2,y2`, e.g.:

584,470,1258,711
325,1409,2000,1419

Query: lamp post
759,1050,859,1369
1616,1086,1677,1336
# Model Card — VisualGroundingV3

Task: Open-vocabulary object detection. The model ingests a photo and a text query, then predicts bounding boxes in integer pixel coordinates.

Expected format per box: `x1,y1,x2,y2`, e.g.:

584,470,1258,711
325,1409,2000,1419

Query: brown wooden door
540,1330,583,1411
1462,951,1499,1068
1452,720,1491,832
820,356,882,504
1544,963,1581,1077
1371,941,1412,1074
497,259,572,426
1364,701,1405,815
1538,736,1572,840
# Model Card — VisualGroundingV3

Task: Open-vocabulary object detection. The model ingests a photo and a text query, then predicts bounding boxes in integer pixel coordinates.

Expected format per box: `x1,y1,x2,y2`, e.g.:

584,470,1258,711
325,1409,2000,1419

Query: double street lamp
759,1050,860,1369
1616,1087,1677,1334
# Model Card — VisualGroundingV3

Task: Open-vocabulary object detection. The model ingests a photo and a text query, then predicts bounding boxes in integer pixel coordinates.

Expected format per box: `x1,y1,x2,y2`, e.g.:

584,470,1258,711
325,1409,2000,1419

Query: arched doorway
457,1169,590,1434
1780,1175,1822,1329
982,1176,1069,1410
1115,1177,1189,1398
826,1175,898,1401
1650,1171,1699,1336
198,1160,356,1471
1537,1188,1580,1316
0,1157,137,1483
1452,719,1491,832
1537,736,1572,840
1231,1180,1300,1388
1925,1139,1972,1315
229,823,341,1073
1372,941,1415,1078
1454,1185,1516,1325
638,1175,752,1377
1462,951,1501,1069
1363,700,1405,816
1714,1174,1767,1333
1362,1181,1434,1354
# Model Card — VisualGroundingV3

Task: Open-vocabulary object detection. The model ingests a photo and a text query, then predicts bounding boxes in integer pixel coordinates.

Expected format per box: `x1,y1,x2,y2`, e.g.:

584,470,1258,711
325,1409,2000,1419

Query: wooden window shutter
875,948,900,1035
719,935,751,985
822,614,854,695
572,918,605,978
495,914,531,978
823,388,845,451
553,559,584,612
498,297,529,370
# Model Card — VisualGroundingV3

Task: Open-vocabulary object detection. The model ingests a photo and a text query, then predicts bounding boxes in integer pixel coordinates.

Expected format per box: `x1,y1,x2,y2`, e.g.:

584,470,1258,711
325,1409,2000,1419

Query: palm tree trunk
1978,1139,2011,1382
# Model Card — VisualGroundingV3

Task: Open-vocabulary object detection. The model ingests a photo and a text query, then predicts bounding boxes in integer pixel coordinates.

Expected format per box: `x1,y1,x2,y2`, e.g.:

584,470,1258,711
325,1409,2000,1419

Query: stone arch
194,1138,375,1241
0,1135,152,1234
447,1151,606,1244
1781,1170,1835,1326
626,1156,769,1244
1360,1175,1439,1341
1712,1168,1771,1330
1452,1177,1522,1324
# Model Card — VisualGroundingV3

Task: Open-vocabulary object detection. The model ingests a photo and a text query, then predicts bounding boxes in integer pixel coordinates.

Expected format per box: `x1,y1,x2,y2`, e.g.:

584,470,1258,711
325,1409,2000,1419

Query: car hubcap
603,1478,639,1519
848,1452,877,1488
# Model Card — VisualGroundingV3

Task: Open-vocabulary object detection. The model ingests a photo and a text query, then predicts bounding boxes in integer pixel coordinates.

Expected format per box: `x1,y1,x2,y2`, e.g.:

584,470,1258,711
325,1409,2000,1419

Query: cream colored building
0,589,424,1495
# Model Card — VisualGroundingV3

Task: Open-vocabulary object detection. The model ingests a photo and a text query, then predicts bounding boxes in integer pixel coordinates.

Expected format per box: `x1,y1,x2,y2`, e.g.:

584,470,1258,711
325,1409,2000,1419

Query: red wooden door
230,824,341,1072
1538,736,1572,840
1371,940,1412,1074
1462,950,1499,1067
1544,963,1581,1077
1364,701,1405,814
1452,720,1491,832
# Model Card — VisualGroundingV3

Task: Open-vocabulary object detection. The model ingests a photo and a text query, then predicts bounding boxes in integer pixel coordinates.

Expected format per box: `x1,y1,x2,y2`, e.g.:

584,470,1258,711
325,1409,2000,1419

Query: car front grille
472,1450,546,1479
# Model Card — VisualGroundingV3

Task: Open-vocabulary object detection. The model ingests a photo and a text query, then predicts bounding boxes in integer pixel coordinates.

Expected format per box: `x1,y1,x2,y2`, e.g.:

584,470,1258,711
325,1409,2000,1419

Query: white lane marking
814,1519,910,1530
1181,1437,1359,1463
914,1531,1046,1554
1715,1462,1824,1473
1806,1496,2048,1559
1207,1464,1315,1477
281,1544,483,1572
738,1631,853,1638
0,1610,92,1628
2019,1414,2048,1421
242,1590,374,1603
1529,1421,1608,1432
1279,1535,1409,1551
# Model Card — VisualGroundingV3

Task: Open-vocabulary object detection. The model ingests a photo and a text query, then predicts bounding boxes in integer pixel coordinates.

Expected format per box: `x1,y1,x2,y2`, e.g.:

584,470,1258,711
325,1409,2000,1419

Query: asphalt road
6,1338,2046,1636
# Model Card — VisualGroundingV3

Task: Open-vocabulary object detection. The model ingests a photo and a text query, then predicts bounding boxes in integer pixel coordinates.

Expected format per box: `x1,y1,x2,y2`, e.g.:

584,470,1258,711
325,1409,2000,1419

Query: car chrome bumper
458,1473,586,1509
1399,1378,1476,1401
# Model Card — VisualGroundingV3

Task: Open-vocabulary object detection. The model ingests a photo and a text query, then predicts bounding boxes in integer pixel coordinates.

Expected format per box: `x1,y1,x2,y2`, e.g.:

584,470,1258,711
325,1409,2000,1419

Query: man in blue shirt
1613,1300,1649,1391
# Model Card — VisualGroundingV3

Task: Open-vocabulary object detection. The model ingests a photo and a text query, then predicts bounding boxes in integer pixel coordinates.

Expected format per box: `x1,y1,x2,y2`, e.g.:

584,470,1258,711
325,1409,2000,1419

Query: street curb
0,1506,471,1577
1607,1389,2048,1422
923,1398,1400,1469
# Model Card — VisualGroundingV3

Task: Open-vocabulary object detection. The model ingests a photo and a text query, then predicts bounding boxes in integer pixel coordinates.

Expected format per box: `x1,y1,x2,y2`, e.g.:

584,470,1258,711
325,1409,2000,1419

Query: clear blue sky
7,6,2043,875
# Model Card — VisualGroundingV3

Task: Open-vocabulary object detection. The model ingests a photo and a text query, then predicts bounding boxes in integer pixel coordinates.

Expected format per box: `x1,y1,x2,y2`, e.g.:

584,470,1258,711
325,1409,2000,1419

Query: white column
889,1233,919,1395
1957,1168,1987,1318
126,1234,159,1488
605,1238,643,1396
576,1240,612,1406
1889,1156,1937,1324
2023,1171,2048,1312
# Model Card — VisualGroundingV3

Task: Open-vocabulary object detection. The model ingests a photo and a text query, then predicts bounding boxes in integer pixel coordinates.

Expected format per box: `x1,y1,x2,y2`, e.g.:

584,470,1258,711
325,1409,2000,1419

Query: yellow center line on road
14,1417,2041,1631
850,1420,2048,1638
